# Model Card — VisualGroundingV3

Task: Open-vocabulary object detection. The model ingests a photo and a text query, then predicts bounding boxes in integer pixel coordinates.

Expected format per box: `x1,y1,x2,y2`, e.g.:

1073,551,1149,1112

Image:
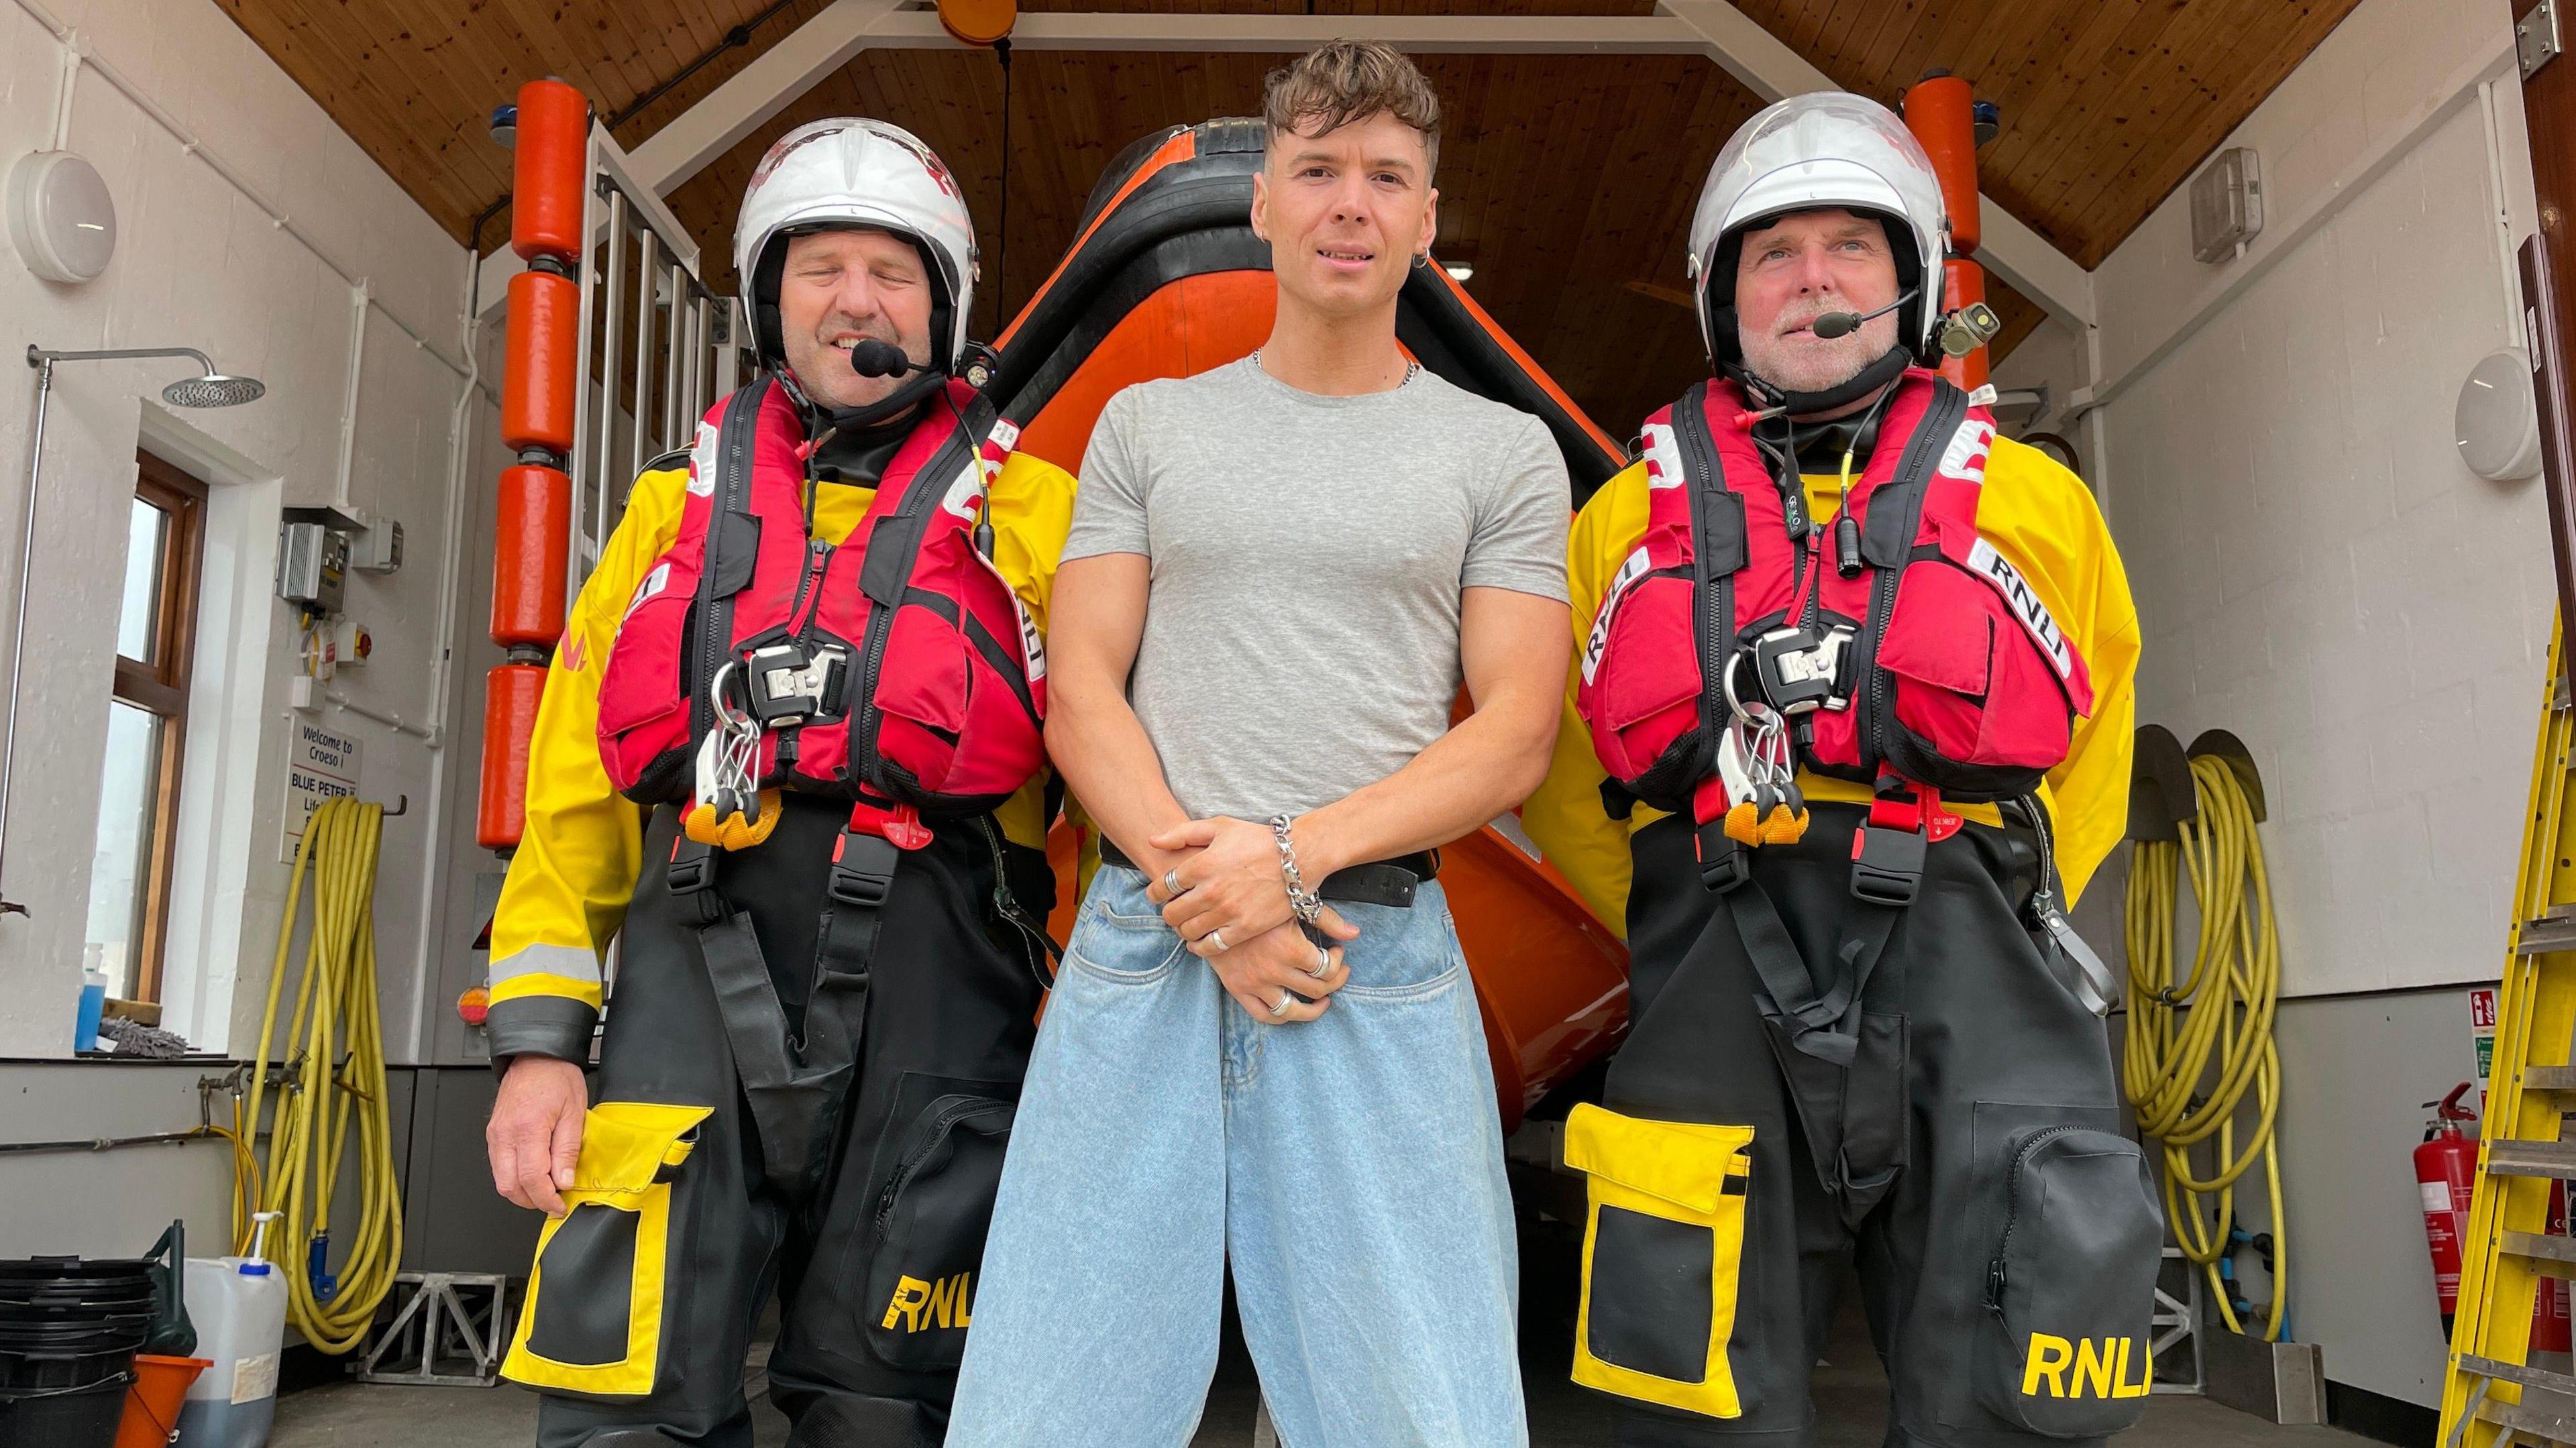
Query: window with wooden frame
85,451,206,1005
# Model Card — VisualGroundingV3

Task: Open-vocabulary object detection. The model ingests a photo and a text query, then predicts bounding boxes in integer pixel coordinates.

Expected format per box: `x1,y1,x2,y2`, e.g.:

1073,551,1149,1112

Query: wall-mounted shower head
25,344,267,408
160,371,266,408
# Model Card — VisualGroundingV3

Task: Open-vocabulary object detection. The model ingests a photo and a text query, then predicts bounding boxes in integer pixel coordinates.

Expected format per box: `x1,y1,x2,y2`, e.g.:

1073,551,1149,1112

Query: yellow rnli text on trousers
881,1272,975,1333
2019,1333,2152,1400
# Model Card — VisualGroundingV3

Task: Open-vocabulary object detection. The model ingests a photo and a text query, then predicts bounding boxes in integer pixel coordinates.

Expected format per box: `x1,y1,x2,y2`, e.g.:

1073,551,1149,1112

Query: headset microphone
847,339,929,378
1809,288,1920,340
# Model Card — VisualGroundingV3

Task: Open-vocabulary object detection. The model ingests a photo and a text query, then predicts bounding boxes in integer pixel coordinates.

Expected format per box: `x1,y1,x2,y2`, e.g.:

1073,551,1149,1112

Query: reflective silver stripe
1937,416,1996,482
488,941,602,987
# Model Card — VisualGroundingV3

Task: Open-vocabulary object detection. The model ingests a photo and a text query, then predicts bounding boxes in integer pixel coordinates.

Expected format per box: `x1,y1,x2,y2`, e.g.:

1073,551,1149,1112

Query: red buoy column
1902,73,1986,394
480,78,590,850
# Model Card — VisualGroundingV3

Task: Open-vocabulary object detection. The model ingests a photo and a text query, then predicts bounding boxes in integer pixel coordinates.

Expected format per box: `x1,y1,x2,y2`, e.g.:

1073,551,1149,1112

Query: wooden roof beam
1657,0,2095,333
610,0,2094,330
864,9,1716,54
626,0,913,198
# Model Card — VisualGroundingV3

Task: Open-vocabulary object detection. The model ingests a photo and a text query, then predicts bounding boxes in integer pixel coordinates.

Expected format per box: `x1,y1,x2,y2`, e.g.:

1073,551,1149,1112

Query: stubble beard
1737,309,1898,396
786,316,910,410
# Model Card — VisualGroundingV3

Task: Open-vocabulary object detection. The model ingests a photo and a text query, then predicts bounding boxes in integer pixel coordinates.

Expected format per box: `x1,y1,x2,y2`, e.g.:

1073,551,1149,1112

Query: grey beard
1739,342,1877,398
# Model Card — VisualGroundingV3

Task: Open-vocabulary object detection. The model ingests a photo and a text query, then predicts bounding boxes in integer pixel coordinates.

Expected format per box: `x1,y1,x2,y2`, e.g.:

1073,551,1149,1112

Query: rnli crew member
1523,93,2155,1447
947,43,1569,1447
480,119,1072,1447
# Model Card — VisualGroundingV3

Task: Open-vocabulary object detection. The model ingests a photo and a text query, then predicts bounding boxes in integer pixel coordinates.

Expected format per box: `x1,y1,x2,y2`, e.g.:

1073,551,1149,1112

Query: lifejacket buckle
1691,774,1752,892
1849,825,1925,906
1849,785,1957,906
1750,626,1854,716
1697,819,1752,892
1868,785,1965,842
745,641,850,725
667,836,716,896
667,835,727,926
832,798,931,908
829,830,902,909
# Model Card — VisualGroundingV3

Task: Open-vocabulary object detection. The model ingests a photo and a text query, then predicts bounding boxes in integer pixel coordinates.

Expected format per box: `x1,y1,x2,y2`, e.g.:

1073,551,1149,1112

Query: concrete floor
271,1218,2381,1448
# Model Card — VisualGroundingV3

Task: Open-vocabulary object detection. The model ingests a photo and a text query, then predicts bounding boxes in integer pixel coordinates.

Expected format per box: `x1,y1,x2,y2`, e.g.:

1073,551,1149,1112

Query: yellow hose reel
2124,727,2289,1342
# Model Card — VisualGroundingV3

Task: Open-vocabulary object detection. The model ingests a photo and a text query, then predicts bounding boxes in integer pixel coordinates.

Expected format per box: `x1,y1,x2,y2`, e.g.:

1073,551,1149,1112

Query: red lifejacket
594,376,1046,821
1578,369,2091,818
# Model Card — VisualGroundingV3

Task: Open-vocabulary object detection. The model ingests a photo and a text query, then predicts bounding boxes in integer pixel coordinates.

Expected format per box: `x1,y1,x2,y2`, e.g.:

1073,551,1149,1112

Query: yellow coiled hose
2124,754,2288,1341
238,795,405,1353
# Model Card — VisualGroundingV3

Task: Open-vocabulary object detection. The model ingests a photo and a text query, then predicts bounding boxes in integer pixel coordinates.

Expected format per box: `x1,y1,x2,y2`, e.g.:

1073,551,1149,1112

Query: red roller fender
478,663,547,850
511,79,591,265
501,270,580,457
490,464,571,649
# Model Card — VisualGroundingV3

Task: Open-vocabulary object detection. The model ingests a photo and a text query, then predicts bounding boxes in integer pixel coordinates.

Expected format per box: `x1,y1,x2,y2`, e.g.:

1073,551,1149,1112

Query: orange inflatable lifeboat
991,118,1629,1131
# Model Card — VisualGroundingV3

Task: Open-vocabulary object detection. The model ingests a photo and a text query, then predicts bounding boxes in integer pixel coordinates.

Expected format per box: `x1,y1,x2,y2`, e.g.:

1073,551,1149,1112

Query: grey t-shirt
1064,358,1570,822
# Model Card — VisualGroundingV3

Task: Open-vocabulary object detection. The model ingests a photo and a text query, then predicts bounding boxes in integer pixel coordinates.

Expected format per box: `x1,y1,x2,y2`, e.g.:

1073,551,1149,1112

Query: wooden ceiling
217,0,2360,431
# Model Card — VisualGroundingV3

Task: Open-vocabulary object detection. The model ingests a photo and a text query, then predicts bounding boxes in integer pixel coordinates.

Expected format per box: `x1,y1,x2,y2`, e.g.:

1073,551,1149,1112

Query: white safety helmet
734,118,979,375
1684,92,1948,366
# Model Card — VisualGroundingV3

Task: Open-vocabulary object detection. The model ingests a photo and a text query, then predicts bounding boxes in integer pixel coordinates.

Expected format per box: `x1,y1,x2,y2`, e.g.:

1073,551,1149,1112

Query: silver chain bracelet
1270,813,1324,926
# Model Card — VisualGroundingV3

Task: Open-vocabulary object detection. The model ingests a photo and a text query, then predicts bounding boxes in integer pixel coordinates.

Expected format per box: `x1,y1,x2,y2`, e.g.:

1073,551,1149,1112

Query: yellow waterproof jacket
1521,433,2138,938
482,447,1076,1064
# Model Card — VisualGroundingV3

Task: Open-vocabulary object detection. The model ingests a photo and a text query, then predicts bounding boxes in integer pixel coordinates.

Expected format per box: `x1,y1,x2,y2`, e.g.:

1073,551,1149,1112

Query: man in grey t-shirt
949,42,1570,1448
1072,355,1569,824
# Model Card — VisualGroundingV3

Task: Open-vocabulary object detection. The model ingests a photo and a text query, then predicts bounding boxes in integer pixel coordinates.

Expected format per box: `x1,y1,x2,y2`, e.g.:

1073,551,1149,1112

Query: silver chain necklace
1250,350,1421,388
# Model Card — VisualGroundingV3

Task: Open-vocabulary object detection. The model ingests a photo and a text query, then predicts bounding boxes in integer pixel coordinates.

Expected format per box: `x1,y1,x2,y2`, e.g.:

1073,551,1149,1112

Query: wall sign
282,719,362,864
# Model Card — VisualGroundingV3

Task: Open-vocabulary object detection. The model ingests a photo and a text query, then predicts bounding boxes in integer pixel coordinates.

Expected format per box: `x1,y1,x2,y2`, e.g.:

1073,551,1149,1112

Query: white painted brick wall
2014,0,2551,1408
0,0,486,1058
2105,95,2548,999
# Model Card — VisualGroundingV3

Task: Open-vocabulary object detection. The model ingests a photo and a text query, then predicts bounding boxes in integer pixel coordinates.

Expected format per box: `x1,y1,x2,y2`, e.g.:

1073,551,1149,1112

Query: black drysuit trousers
521,797,1052,1448
1589,804,2157,1448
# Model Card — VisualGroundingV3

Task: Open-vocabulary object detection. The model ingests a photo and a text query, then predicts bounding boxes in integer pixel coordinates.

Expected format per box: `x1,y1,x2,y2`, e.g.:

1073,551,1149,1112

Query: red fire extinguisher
2418,1082,2478,1333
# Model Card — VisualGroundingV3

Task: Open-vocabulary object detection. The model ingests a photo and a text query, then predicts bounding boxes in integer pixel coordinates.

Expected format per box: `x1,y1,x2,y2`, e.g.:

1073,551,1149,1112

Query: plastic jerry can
176,1213,287,1448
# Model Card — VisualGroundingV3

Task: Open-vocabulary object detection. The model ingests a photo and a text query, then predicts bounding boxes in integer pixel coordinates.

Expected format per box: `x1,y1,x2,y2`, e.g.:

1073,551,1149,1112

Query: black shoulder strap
1847,378,1969,779
1672,382,1746,764
1858,378,1968,570
856,388,998,610
851,387,1002,797
688,377,777,752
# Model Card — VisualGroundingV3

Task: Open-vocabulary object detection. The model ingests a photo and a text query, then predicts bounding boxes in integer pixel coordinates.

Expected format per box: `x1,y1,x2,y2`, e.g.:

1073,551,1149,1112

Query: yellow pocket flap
572,1101,715,1194
1564,1103,1753,1216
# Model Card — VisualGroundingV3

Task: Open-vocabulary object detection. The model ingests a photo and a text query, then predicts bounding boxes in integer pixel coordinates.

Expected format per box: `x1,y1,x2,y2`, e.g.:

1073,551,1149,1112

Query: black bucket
0,1256,156,1448
0,1366,135,1447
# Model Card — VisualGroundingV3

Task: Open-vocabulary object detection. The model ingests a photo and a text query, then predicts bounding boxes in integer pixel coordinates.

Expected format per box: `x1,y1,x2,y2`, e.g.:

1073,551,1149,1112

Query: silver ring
1163,869,1182,895
1206,927,1228,954
1308,944,1332,979
1271,991,1293,1017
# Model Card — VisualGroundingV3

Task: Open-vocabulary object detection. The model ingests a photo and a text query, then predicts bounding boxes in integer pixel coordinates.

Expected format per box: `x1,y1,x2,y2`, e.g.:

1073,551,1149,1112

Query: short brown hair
1261,41,1441,177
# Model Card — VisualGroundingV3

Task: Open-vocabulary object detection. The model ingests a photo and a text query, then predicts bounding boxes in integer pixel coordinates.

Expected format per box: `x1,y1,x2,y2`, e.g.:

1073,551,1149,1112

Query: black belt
1098,839,1436,909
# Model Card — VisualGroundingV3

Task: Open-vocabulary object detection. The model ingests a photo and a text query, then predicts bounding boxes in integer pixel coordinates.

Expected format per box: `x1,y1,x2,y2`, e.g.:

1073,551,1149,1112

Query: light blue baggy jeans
945,865,1527,1447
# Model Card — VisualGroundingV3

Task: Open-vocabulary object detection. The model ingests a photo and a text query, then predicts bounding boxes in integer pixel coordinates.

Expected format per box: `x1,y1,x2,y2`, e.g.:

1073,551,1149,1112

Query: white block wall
0,0,486,1060
2093,0,2548,999
1995,0,2551,1410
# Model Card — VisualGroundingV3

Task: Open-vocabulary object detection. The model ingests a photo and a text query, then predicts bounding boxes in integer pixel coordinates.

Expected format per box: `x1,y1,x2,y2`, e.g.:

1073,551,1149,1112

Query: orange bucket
115,1354,208,1447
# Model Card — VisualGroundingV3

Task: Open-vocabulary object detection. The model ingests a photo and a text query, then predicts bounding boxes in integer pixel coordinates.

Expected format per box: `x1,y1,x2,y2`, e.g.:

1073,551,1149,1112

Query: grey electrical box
278,512,348,615
347,518,403,574
2190,148,2263,263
